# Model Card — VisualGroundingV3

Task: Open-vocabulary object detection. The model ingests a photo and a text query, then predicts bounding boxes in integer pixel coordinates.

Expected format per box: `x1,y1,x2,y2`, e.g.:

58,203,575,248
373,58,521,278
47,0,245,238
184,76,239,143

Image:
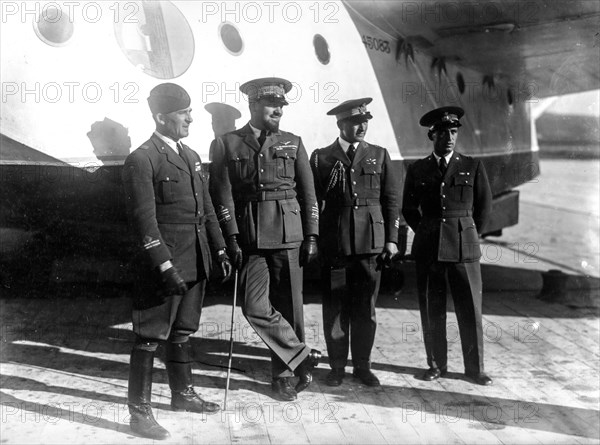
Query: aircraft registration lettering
361,35,391,54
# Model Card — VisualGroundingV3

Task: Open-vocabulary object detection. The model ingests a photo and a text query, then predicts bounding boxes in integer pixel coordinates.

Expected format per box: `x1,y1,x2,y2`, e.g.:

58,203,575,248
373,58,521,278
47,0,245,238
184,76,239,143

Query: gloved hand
217,249,232,282
376,242,398,271
161,267,188,296
299,235,318,267
226,235,243,270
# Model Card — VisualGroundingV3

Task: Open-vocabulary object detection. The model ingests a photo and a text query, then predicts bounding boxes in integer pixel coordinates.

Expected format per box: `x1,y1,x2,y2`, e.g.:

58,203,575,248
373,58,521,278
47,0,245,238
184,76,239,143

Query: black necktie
178,142,194,174
258,129,267,147
347,144,356,162
439,157,447,176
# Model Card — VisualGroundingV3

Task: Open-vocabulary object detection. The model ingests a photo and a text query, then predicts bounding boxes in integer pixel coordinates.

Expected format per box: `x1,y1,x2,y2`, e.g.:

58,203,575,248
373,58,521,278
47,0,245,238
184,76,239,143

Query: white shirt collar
433,151,453,164
337,137,359,153
154,131,180,154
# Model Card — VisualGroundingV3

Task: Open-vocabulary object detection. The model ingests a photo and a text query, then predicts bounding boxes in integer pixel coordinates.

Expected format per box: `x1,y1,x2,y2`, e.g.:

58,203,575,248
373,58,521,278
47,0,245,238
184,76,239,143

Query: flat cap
327,97,373,122
419,106,464,129
147,83,191,115
240,77,292,105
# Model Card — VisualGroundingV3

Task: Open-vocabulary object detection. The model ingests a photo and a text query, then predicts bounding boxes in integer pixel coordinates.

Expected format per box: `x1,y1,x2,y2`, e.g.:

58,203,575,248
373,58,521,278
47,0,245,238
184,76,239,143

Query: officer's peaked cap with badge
240,77,292,105
419,106,464,130
148,83,191,115
327,98,373,123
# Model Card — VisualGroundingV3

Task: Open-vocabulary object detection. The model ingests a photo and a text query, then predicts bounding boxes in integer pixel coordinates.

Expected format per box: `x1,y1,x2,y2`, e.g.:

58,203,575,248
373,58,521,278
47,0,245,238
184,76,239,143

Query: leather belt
157,215,206,224
239,189,297,202
332,198,380,207
423,209,472,218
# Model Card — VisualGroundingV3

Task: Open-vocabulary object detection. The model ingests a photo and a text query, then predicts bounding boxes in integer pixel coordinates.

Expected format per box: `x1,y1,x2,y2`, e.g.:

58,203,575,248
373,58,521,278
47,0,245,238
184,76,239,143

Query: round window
313,34,330,65
219,22,244,56
114,1,194,79
34,6,74,46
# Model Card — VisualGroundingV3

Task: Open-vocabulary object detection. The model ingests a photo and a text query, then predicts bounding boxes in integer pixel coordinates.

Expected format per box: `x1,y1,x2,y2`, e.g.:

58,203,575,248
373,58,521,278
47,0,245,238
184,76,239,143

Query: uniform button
354,206,359,210
351,168,355,173
441,182,445,186
353,193,358,197
165,177,170,181
259,184,264,188
195,192,198,196
352,181,356,185
260,169,264,173
442,195,446,198
467,172,470,175
259,154,264,157
442,218,446,222
442,206,446,210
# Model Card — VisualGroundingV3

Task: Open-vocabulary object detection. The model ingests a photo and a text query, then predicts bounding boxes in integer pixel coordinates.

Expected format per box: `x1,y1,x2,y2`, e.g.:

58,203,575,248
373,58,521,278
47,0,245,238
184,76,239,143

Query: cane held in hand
224,270,238,410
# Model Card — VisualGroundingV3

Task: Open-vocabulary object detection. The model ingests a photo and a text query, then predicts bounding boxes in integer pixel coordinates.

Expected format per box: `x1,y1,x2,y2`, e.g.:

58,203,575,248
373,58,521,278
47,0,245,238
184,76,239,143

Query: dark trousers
239,248,310,378
132,281,206,341
416,260,484,373
321,255,381,370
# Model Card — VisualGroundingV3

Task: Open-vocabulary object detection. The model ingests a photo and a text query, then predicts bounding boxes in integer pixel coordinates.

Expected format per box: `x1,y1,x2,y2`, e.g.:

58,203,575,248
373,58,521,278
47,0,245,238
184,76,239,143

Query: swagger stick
224,269,238,410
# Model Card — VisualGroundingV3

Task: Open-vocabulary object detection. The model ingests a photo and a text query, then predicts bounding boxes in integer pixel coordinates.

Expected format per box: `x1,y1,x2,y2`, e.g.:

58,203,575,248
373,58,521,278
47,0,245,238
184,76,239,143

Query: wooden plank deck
1,275,598,444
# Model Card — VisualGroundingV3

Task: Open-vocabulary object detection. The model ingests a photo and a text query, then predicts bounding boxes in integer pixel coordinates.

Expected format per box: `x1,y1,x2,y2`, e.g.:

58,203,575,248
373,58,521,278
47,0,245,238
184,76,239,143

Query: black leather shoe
171,387,220,413
466,372,493,386
422,367,447,381
295,349,321,393
325,368,345,387
129,403,170,440
352,368,380,387
272,377,298,401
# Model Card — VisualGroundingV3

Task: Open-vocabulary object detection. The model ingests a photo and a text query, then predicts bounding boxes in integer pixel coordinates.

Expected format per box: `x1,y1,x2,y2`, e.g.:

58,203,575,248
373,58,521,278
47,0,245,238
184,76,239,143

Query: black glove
161,267,188,296
226,235,243,270
217,249,232,282
299,235,318,267
376,242,398,271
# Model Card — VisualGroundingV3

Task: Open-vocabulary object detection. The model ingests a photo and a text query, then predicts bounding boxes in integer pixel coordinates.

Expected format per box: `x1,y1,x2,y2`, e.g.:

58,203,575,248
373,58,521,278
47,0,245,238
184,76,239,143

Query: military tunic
122,134,226,340
209,123,319,377
310,140,400,370
402,151,492,373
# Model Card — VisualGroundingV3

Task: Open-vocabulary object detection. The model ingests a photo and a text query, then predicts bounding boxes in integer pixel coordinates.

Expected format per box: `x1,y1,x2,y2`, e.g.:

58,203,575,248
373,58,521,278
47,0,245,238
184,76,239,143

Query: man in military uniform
402,106,493,386
122,83,232,440
310,98,400,387
209,77,321,402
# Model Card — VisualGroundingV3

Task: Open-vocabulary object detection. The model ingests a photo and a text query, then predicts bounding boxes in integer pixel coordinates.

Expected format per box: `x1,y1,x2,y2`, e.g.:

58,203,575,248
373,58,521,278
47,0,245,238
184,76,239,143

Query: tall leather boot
166,341,220,413
128,348,170,440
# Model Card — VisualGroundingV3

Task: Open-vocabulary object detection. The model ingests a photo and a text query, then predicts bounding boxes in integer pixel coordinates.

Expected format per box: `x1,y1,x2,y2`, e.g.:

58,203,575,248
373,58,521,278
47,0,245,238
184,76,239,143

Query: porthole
34,6,74,46
313,34,330,65
114,1,194,79
219,22,244,56
456,72,465,94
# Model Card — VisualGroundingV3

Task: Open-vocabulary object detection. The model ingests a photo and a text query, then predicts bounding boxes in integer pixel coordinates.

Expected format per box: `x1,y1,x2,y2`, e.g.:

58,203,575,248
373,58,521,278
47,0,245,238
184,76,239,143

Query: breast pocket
274,148,296,178
454,175,474,202
155,170,180,203
362,165,381,189
229,152,251,179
